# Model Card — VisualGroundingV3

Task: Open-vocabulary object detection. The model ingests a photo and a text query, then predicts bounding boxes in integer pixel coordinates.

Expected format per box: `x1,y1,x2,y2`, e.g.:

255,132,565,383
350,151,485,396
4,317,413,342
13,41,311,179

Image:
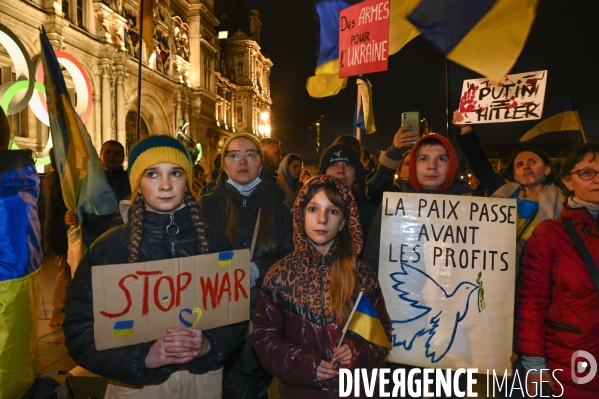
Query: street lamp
258,111,270,138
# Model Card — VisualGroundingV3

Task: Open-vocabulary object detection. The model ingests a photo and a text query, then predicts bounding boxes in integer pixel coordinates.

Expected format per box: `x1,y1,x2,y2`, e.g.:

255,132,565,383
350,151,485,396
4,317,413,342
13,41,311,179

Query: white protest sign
458,70,547,124
92,249,250,350
379,193,516,373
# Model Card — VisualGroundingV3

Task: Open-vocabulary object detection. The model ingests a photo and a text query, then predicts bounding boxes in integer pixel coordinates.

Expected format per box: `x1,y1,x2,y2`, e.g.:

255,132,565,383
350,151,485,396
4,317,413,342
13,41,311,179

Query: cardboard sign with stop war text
92,250,250,350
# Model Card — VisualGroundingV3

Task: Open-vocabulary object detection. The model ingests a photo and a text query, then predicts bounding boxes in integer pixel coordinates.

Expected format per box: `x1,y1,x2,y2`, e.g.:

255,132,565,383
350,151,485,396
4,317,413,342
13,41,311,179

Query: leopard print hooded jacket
253,175,391,398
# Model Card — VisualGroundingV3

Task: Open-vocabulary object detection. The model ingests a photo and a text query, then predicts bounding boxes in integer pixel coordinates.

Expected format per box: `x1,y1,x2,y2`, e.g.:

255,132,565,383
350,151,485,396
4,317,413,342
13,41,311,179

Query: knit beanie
408,134,458,192
221,133,263,159
127,135,193,195
318,143,361,174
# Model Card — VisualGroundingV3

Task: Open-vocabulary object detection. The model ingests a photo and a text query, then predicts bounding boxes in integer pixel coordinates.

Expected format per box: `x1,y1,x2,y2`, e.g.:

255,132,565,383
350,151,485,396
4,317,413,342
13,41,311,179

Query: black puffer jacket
63,206,247,385
198,172,294,317
198,172,294,373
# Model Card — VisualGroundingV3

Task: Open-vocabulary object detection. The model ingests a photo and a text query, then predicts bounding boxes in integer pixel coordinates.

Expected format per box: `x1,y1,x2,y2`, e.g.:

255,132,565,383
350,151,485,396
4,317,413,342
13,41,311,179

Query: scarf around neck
227,176,262,196
568,195,599,219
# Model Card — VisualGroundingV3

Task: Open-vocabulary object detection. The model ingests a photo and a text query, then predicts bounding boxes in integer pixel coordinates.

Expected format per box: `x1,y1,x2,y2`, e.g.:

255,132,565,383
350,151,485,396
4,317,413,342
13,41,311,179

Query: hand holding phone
393,126,419,149
401,111,421,145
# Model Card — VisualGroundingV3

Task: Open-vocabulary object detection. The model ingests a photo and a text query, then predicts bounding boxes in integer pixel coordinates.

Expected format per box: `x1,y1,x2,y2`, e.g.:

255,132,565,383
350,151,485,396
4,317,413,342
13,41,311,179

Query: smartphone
401,111,421,144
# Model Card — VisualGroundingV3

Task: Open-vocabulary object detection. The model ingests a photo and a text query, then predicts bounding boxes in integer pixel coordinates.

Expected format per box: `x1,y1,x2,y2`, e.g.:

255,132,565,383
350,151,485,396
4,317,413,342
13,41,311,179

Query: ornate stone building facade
0,0,272,171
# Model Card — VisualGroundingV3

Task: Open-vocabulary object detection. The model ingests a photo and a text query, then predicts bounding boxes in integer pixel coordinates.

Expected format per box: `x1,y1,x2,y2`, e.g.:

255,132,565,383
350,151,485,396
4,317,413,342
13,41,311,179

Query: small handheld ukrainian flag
339,292,390,349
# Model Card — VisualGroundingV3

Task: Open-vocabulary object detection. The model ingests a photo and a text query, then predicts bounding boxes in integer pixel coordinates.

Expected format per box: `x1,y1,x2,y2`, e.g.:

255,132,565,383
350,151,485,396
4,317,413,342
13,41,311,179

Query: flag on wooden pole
39,27,118,271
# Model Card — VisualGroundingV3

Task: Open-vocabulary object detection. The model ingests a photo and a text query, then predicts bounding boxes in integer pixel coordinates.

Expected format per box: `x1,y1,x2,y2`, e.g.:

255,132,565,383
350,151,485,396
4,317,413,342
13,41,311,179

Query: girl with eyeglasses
198,133,294,399
517,143,599,398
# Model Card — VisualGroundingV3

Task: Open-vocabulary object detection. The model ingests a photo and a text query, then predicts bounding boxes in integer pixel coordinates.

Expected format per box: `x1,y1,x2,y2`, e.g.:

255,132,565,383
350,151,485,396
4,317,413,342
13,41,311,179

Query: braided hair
183,188,210,255
128,193,146,263
127,188,210,263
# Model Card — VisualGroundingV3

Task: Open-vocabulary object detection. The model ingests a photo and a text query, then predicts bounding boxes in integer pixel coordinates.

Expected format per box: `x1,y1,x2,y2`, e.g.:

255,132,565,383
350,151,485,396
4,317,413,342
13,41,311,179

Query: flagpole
337,291,363,350
445,57,450,139
575,112,588,143
354,77,361,142
136,0,145,143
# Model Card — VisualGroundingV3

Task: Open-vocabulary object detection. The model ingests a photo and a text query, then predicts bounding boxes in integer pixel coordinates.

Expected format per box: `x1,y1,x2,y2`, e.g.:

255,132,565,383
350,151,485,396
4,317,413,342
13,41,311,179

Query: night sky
247,0,599,164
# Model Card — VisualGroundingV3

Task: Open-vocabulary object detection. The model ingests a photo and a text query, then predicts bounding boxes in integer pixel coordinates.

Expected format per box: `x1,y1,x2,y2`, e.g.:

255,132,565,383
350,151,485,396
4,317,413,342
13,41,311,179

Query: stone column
187,12,201,87
175,92,182,123
184,93,191,124
115,67,126,145
100,63,113,143
113,52,127,145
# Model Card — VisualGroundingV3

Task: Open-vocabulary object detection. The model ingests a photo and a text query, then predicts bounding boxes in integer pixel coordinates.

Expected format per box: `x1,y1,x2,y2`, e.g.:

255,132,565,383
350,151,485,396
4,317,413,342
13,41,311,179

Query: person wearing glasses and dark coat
198,133,294,399
517,143,599,398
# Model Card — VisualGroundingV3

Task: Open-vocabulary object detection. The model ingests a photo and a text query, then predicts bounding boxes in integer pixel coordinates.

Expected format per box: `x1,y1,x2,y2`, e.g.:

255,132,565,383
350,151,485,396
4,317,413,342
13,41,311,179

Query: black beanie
319,144,361,174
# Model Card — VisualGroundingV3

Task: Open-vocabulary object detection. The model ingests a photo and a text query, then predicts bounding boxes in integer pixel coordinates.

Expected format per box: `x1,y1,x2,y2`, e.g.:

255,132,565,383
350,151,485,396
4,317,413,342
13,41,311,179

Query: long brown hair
224,180,278,256
304,183,357,326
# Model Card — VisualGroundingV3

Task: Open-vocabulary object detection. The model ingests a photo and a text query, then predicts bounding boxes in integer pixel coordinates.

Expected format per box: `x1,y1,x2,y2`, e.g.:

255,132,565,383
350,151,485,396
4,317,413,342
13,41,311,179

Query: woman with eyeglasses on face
198,133,294,399
517,143,599,398
453,111,565,266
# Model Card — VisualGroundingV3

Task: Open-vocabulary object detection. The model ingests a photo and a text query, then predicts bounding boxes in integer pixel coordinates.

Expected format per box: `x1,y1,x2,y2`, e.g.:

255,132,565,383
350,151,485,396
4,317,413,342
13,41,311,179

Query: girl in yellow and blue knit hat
63,135,246,399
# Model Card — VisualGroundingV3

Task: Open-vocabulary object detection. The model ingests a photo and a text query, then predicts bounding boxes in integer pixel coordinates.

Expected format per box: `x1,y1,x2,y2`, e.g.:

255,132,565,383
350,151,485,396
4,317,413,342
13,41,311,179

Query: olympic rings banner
1,23,93,163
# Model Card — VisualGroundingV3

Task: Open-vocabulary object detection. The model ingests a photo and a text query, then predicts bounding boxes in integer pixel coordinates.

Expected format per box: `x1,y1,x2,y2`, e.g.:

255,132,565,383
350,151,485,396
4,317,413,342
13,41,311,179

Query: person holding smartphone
365,123,419,206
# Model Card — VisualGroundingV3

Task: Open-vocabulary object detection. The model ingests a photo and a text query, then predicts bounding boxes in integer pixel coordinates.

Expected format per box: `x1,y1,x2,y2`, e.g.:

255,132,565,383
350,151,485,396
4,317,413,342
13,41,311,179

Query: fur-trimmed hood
292,175,363,258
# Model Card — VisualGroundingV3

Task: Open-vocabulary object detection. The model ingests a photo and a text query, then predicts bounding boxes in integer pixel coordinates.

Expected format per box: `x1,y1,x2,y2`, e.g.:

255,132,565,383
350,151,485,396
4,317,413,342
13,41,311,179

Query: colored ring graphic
0,23,34,115
1,24,92,123
1,23,93,167
33,51,93,125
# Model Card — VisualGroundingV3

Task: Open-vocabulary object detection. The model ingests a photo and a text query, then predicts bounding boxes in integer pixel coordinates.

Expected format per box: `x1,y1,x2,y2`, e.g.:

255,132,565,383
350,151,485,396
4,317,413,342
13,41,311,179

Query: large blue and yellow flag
408,0,540,81
40,27,118,270
519,96,585,142
346,293,390,348
306,0,351,98
307,0,421,98
0,150,42,399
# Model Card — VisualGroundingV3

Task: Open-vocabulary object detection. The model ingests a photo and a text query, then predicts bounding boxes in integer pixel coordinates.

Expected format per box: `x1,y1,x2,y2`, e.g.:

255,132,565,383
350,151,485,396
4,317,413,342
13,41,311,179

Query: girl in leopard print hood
253,175,391,398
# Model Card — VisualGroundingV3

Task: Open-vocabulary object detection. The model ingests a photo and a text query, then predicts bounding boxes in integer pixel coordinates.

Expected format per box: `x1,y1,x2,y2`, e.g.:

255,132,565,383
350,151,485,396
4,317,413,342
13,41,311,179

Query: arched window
125,111,149,154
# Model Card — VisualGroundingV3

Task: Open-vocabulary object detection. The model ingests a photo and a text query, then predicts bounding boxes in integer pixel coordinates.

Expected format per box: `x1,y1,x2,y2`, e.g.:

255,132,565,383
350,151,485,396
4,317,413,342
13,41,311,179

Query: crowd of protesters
2,103,598,399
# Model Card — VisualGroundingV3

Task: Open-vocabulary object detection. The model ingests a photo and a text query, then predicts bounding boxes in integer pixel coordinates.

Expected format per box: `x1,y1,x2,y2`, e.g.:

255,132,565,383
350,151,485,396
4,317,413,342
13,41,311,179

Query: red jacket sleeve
516,219,556,357
252,291,326,388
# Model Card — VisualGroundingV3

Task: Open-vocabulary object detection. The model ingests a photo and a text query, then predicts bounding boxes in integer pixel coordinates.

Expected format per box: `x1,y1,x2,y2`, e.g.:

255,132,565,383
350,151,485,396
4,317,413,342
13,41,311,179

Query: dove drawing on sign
389,263,481,363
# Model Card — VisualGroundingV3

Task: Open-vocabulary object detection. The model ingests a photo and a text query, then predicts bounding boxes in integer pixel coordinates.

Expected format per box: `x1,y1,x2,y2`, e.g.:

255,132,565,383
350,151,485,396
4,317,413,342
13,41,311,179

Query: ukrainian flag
0,150,42,399
408,0,540,81
40,27,118,271
306,0,421,98
306,0,351,98
218,251,235,267
347,294,390,348
113,320,135,337
519,96,585,142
